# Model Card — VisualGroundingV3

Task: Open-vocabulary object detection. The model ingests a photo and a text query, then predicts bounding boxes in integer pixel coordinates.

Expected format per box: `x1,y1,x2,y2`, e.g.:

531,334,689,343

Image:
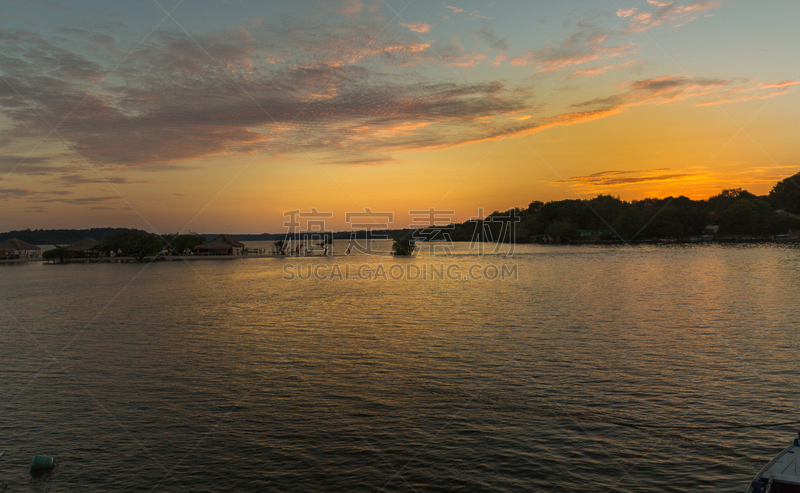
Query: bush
392,236,415,256
42,246,74,263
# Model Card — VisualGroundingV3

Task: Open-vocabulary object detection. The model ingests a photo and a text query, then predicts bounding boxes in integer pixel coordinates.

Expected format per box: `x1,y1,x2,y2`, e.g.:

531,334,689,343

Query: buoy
30,454,55,476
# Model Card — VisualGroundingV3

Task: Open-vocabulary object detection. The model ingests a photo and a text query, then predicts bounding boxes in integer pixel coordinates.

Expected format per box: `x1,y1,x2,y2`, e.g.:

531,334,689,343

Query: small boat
748,433,800,492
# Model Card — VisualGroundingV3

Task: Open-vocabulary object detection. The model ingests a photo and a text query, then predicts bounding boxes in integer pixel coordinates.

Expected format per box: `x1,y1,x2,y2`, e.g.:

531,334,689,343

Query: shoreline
0,253,339,265
2,240,799,266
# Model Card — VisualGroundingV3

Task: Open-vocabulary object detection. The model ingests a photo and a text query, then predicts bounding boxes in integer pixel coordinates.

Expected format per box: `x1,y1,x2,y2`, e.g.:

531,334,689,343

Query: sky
0,0,798,233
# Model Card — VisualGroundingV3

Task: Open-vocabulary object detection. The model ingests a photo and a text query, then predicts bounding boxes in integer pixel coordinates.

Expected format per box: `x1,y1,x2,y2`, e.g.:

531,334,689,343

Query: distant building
577,229,613,242
67,237,100,257
195,235,244,255
0,238,41,259
776,209,800,220
704,225,719,235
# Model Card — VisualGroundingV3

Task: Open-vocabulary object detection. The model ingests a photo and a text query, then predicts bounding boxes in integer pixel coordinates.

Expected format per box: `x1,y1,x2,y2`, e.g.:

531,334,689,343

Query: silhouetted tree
768,172,800,214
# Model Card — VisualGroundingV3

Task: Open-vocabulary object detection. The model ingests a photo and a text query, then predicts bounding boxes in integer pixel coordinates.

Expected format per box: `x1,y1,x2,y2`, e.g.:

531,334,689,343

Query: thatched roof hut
0,238,41,258
0,238,41,252
67,237,100,252
196,235,244,255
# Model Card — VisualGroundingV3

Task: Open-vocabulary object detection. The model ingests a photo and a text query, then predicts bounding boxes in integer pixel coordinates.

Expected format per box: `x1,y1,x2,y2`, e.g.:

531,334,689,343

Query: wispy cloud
399,22,431,33
0,18,795,178
570,61,635,78
511,28,638,72
35,195,123,205
572,75,796,111
553,169,698,187
0,26,520,167
0,187,36,199
618,0,721,33
59,175,150,186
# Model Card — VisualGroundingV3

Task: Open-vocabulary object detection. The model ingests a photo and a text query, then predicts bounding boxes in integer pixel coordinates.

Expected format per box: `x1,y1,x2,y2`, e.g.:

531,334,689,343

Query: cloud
325,154,399,166
618,0,721,33
511,28,638,72
36,195,122,205
399,22,431,33
0,187,36,199
337,0,363,17
59,175,150,186
0,26,522,167
553,169,698,187
0,156,69,175
571,75,796,111
570,61,634,78
0,21,795,178
445,5,465,14
477,28,507,51
760,80,800,89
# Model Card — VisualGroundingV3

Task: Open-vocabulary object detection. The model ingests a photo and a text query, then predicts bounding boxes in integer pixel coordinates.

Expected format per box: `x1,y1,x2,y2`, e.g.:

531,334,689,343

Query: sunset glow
1,0,798,232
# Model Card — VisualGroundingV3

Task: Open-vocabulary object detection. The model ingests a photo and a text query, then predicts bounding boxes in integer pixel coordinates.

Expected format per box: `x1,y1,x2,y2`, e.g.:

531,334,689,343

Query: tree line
12,171,800,247
43,232,206,262
445,171,800,243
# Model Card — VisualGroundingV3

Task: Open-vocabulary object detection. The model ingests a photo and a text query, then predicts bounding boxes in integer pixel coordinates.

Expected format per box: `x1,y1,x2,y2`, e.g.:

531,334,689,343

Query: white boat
748,433,800,492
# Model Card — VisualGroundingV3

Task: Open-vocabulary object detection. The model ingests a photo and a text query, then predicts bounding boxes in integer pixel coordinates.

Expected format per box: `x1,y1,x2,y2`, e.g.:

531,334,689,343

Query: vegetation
42,246,74,263
439,172,800,243
392,235,416,256
160,233,205,254
97,231,205,260
0,227,148,245
5,172,800,246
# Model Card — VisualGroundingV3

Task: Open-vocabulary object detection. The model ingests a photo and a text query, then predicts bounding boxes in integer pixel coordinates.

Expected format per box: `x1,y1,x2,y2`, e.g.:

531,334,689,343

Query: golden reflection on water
1,243,799,491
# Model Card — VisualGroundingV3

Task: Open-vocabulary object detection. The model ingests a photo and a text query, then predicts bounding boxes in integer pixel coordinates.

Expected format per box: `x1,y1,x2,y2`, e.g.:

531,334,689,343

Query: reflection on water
2,243,800,491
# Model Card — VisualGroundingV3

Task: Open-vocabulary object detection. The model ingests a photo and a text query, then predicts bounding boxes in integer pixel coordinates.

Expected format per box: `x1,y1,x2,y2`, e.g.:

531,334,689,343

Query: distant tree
527,200,544,214
392,235,416,256
719,198,773,235
135,235,162,260
765,214,800,235
160,233,204,254
708,188,757,214
768,171,800,214
586,195,626,230
99,231,142,256
42,246,74,263
99,231,161,260
546,221,577,239
611,209,645,242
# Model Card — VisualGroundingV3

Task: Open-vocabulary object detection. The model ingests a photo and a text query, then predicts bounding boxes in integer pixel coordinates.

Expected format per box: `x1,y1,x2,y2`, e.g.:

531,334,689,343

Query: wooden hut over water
0,238,41,259
195,235,244,255
67,237,100,257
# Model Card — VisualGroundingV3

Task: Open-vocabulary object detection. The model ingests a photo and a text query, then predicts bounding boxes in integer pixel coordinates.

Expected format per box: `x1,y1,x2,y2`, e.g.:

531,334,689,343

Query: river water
1,242,799,492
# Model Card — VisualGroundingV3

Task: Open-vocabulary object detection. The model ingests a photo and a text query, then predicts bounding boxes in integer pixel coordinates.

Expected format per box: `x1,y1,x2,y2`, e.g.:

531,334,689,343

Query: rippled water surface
2,243,800,492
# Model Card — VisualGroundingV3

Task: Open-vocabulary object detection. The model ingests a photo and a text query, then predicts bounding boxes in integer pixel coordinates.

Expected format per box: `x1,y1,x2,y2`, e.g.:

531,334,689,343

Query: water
2,242,800,492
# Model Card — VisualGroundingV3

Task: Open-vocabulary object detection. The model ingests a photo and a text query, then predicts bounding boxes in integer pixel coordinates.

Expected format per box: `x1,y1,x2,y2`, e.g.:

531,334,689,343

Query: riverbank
0,253,337,265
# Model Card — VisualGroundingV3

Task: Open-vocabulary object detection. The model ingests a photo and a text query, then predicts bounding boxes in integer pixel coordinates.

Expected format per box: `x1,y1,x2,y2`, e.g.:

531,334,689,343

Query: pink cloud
446,53,486,67
760,80,800,89
570,61,634,78
338,0,363,17
490,53,506,66
511,30,638,73
553,169,699,187
619,0,721,33
399,22,431,33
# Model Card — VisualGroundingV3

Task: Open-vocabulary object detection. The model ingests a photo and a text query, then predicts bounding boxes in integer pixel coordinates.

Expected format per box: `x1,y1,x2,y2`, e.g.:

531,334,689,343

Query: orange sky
1,0,798,233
